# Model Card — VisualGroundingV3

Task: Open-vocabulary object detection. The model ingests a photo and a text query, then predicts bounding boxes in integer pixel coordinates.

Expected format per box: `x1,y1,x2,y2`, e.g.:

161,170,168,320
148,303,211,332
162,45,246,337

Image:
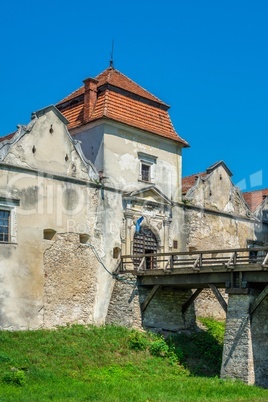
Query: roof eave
69,116,189,147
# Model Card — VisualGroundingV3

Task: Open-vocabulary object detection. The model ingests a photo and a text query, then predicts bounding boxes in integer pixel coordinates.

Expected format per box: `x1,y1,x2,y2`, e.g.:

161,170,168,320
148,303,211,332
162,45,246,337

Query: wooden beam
137,270,268,288
227,252,236,269
262,253,268,268
249,284,268,316
209,284,227,313
121,246,268,260
141,285,160,313
193,255,201,271
137,256,145,271
182,288,203,314
164,256,172,270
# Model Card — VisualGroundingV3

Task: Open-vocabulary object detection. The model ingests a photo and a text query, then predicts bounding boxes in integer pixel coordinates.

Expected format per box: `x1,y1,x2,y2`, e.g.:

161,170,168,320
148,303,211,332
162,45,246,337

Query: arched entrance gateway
133,227,158,269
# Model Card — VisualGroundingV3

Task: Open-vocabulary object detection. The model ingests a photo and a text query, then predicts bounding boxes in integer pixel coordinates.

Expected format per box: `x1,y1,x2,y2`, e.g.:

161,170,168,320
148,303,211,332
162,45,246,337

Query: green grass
0,320,267,401
169,317,225,377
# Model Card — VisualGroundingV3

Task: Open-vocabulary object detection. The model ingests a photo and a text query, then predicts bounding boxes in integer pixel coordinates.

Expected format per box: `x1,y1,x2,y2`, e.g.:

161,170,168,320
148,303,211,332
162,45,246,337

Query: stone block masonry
250,292,268,388
43,233,98,328
220,290,268,387
106,274,143,329
221,292,255,385
194,288,227,320
106,278,196,332
141,286,196,332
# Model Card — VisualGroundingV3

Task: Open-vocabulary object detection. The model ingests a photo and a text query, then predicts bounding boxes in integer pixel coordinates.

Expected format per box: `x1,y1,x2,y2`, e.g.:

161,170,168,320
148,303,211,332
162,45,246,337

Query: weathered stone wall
251,293,268,388
221,292,256,384
221,290,268,387
183,165,256,321
184,164,255,251
106,274,142,329
107,281,196,332
43,233,100,328
141,287,196,332
254,201,268,245
194,288,227,320
185,209,254,251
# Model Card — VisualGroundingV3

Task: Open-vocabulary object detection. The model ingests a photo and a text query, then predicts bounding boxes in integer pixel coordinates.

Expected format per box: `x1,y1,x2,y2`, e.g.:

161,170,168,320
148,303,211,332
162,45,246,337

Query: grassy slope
0,320,268,401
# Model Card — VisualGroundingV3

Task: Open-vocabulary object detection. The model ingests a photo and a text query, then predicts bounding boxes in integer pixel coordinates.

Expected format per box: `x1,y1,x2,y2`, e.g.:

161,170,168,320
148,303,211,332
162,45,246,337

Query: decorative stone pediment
124,186,172,206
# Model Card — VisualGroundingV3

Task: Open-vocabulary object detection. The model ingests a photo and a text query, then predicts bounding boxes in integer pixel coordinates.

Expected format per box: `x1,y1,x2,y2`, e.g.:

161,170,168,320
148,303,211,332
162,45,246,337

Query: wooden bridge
120,246,268,292
119,247,268,386
120,246,268,318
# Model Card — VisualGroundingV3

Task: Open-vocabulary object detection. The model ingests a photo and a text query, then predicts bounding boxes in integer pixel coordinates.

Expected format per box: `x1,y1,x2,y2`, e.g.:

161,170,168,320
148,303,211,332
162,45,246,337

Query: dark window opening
0,210,10,242
43,229,56,240
113,247,121,259
79,234,89,244
145,249,155,269
141,164,150,182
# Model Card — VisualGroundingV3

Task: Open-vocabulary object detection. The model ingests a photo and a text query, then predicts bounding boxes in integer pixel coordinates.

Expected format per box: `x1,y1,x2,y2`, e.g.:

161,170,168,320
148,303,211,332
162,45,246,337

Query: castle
0,66,267,330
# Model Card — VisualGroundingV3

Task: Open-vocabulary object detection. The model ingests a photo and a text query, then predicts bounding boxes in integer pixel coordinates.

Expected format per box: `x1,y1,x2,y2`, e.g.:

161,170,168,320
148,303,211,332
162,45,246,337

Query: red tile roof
182,172,207,194
242,189,268,212
0,132,15,143
57,67,189,146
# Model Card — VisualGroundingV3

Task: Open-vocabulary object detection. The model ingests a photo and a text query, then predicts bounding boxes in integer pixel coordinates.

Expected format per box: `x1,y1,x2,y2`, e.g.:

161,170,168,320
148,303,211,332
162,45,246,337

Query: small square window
0,210,10,242
138,152,157,184
141,164,150,182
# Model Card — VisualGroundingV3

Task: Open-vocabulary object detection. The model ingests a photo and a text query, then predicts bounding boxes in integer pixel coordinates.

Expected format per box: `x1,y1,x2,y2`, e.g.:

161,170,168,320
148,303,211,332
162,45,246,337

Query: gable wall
0,165,103,329
184,165,255,250
3,110,91,180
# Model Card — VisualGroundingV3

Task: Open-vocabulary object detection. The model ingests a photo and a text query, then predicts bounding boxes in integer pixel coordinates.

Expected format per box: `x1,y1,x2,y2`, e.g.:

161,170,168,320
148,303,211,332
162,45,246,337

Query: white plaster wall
103,123,182,201
92,188,124,324
73,121,183,202
3,110,92,180
0,168,101,330
0,108,107,330
73,123,104,172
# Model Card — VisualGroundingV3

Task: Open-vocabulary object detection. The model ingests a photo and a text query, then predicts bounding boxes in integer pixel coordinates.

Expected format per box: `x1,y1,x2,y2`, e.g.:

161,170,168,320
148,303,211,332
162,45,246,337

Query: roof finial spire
109,40,115,69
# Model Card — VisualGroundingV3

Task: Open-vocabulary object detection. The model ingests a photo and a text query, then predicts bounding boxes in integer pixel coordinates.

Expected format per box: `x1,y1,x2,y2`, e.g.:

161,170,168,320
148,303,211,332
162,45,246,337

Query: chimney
83,77,98,123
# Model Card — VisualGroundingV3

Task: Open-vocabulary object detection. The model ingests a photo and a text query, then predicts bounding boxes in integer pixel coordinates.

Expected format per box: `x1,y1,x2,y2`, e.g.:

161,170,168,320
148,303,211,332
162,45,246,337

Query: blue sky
1,0,267,191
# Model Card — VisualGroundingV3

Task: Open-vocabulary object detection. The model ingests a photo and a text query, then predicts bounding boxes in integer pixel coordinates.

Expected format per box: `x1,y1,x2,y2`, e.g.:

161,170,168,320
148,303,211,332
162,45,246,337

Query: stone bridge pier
107,272,268,388
106,274,196,331
221,288,268,388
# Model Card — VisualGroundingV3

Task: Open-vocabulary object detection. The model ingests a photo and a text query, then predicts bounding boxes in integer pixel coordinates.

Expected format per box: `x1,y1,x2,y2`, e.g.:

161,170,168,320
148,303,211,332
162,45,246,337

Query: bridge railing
120,247,268,272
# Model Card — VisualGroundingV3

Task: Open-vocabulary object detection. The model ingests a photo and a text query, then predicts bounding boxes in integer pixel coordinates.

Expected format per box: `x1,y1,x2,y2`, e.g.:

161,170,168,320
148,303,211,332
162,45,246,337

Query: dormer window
138,152,157,183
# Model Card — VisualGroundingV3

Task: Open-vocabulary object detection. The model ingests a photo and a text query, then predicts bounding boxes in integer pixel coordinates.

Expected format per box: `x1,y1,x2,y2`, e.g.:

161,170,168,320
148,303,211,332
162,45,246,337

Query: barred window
141,164,150,182
0,210,10,242
138,152,157,183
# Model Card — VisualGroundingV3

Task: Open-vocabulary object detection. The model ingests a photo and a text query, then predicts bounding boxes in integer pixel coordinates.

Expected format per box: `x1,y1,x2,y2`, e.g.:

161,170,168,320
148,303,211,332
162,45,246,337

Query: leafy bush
2,369,26,386
198,317,225,344
127,330,148,351
128,331,182,365
149,337,169,357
